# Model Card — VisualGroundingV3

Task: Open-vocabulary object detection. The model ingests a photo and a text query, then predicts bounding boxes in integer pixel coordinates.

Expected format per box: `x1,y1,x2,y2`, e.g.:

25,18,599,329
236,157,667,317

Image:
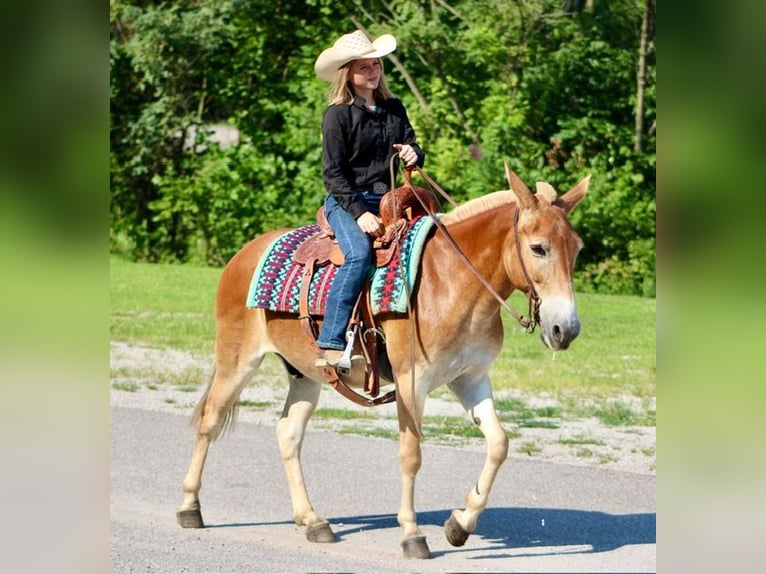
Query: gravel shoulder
110,342,655,476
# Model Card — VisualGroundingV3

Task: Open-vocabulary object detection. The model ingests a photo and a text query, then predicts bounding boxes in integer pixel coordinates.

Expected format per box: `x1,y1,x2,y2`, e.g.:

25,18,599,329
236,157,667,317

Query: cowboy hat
314,30,397,82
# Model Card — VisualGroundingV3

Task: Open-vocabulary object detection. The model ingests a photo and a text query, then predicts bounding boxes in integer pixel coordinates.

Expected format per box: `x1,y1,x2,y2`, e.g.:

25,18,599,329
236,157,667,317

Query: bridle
393,161,541,332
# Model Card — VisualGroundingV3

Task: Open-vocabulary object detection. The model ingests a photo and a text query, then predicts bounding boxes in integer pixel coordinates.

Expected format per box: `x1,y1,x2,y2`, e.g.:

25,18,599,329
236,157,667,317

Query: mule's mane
440,190,516,225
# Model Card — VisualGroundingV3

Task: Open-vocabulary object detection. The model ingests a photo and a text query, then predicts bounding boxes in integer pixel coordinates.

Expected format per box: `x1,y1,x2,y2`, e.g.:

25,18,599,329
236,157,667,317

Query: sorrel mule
177,169,590,558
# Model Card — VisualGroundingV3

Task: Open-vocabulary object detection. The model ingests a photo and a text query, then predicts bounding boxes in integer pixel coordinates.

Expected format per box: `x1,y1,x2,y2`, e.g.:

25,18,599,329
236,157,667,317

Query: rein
392,160,541,332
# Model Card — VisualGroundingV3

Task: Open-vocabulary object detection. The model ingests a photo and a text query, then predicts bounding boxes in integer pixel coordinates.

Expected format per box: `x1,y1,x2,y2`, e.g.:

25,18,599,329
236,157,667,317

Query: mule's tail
190,367,240,440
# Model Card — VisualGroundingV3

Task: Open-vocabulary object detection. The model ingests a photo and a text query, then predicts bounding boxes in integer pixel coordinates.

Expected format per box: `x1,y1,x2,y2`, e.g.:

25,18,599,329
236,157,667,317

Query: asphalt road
110,405,655,573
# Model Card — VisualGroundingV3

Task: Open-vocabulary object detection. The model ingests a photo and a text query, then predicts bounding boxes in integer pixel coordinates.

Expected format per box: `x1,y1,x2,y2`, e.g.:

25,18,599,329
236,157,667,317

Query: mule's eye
530,244,547,257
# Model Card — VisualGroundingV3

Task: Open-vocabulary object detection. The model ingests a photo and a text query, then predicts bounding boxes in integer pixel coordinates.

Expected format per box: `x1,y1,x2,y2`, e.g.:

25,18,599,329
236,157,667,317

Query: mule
176,167,590,558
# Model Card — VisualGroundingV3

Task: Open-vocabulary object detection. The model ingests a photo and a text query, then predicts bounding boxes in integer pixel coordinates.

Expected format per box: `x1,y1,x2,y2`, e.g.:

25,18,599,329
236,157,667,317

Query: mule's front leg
445,383,509,547
276,377,335,543
396,391,432,559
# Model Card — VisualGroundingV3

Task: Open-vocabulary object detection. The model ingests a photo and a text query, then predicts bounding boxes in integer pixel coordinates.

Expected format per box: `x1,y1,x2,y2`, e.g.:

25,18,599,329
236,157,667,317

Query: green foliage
150,144,319,266
111,0,655,295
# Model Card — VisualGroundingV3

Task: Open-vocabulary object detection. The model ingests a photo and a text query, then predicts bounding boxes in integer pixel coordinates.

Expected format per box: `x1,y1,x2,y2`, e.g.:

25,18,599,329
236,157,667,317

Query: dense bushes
110,0,655,296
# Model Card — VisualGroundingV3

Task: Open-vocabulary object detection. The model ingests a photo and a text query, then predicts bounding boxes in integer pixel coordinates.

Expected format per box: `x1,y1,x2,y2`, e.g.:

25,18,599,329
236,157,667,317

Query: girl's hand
357,211,384,237
393,143,418,167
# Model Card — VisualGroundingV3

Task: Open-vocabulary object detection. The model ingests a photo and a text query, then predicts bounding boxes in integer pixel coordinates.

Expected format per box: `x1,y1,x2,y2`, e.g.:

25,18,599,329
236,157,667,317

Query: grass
112,382,139,393
238,400,273,409
493,396,564,428
557,434,606,447
110,256,221,355
594,399,656,426
492,291,655,400
339,426,399,441
110,363,209,387
517,441,543,455
314,408,377,420
421,416,485,439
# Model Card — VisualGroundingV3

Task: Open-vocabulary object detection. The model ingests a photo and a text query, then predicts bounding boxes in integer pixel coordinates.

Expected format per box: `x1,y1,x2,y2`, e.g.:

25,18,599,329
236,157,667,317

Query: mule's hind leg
443,376,509,546
177,354,264,528
275,374,335,543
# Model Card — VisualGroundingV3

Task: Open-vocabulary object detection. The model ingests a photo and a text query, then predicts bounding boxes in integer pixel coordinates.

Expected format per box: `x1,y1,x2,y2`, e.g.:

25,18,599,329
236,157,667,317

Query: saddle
294,184,439,268
294,183,441,405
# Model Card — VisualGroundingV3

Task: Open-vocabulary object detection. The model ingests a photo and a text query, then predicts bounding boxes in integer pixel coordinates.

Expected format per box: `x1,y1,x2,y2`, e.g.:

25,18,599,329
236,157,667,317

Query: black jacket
321,96,425,219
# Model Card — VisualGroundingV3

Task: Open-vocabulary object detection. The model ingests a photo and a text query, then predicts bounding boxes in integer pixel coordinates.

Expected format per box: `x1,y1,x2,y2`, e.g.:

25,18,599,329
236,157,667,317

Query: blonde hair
327,58,394,105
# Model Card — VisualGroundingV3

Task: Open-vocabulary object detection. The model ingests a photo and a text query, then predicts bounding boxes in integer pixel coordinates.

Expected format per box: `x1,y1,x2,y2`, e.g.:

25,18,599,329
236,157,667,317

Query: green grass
339,426,399,440
314,408,377,420
238,400,273,409
594,399,656,426
557,434,606,447
112,382,139,393
110,363,208,387
493,397,561,429
492,291,655,399
517,441,543,455
598,453,619,465
421,415,485,439
110,256,221,354
110,257,655,414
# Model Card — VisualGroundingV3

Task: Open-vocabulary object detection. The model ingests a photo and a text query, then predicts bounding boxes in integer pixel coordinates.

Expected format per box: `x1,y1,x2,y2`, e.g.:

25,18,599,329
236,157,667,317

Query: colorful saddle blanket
246,215,436,315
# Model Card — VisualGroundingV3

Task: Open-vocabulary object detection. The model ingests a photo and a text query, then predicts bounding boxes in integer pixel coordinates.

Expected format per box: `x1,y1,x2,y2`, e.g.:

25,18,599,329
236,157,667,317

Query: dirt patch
110,341,655,475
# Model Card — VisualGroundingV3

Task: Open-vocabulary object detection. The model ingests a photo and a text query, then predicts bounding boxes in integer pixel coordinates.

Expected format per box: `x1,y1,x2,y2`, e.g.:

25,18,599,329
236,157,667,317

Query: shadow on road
329,506,655,558
204,506,655,559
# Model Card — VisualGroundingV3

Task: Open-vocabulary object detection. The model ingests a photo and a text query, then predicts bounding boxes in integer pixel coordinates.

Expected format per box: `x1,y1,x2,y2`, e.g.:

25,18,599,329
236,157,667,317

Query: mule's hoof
401,535,431,559
444,513,470,547
176,508,205,529
306,521,336,543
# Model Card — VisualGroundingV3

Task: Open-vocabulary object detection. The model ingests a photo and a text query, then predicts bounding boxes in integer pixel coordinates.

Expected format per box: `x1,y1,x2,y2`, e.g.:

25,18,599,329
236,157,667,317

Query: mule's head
505,165,590,351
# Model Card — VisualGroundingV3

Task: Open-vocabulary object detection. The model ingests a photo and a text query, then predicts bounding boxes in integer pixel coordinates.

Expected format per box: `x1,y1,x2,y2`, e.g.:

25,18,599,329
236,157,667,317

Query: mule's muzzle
541,315,580,351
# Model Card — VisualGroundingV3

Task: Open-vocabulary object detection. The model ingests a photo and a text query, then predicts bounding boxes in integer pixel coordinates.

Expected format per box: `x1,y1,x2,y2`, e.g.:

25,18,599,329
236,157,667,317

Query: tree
634,0,656,152
110,0,656,295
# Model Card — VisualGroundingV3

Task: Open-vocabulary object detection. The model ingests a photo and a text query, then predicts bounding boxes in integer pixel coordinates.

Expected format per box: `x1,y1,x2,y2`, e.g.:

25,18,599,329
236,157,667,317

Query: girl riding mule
176,166,590,559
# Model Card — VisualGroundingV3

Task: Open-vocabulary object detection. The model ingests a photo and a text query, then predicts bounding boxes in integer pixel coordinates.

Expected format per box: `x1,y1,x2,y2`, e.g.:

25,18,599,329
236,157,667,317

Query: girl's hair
327,58,394,105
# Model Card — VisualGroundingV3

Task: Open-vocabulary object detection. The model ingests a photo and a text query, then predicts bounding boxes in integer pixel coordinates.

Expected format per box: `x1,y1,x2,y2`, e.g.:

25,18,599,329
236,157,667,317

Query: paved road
110,405,655,573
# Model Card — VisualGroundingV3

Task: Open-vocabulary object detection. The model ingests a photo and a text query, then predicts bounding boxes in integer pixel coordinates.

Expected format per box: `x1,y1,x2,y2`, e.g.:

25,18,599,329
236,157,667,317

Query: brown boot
315,349,345,368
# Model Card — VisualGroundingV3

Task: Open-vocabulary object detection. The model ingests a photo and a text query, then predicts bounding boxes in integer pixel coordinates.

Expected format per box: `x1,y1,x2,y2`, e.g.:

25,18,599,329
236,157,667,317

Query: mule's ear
504,160,536,209
554,174,591,215
535,182,557,203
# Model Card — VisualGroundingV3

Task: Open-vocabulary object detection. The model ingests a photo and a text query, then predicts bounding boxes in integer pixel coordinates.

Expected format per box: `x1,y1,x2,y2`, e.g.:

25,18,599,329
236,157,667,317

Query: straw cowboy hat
314,30,397,82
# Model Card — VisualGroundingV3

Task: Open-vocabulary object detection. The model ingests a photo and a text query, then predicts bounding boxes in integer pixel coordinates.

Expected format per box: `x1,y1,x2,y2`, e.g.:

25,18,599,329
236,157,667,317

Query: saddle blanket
245,215,436,316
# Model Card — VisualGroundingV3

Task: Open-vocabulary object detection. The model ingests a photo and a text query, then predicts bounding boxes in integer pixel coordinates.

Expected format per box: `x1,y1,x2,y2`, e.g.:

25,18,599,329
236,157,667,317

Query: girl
313,30,426,367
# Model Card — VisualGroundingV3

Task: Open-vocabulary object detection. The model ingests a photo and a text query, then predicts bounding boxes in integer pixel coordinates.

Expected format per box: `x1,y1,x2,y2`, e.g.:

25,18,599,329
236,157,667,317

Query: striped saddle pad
245,215,436,316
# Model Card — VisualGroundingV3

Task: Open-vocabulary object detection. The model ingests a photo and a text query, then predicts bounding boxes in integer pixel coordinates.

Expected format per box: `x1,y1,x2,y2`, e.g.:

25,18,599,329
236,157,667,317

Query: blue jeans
316,194,381,350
